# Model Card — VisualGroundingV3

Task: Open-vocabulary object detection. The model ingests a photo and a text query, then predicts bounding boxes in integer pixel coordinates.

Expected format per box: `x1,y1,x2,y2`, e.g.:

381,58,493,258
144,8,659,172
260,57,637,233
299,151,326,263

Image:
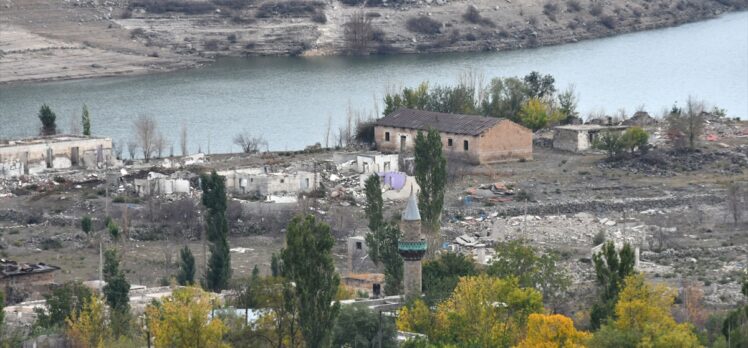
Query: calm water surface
1,12,746,152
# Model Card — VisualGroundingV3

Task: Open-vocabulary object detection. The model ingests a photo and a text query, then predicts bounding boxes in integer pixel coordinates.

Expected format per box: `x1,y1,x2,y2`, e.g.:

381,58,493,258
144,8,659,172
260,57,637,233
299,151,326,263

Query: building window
385,132,390,141
400,135,406,143
447,138,453,147
464,140,469,151
356,242,362,250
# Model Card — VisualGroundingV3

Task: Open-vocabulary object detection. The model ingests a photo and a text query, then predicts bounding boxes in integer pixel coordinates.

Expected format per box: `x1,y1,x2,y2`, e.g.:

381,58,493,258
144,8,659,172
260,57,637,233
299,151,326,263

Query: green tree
0,290,4,325
177,245,195,286
619,126,649,154
364,174,404,295
270,253,281,277
422,252,477,303
590,241,636,329
557,85,579,123
201,171,231,292
38,104,57,136
482,77,530,122
332,305,397,348
281,214,341,348
518,98,563,131
102,249,130,338
81,216,92,235
414,129,447,249
107,220,119,241
232,265,261,325
486,240,571,313
523,71,556,99
34,281,93,329
81,104,91,136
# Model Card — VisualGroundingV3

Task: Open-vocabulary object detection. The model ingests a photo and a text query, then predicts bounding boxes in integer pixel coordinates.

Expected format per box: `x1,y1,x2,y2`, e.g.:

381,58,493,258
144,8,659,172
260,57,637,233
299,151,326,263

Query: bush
129,0,217,14
463,5,494,27
567,0,582,12
340,0,365,5
406,16,441,35
204,39,220,50
256,1,324,18
81,216,92,235
589,3,604,16
355,121,376,145
543,2,559,16
593,230,606,246
212,0,253,9
130,28,146,39
40,238,63,250
600,15,618,29
227,33,238,43
311,12,327,23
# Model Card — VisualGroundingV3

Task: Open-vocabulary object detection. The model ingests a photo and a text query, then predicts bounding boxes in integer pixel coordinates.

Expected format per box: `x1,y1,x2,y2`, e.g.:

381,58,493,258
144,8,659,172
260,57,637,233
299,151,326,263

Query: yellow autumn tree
428,274,543,347
591,274,701,348
66,295,111,348
517,313,590,348
397,298,436,338
146,287,229,348
519,98,565,131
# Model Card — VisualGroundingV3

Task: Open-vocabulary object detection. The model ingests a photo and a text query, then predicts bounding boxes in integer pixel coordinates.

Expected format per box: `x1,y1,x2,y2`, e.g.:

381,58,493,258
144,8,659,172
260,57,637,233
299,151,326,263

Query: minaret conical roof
402,187,421,221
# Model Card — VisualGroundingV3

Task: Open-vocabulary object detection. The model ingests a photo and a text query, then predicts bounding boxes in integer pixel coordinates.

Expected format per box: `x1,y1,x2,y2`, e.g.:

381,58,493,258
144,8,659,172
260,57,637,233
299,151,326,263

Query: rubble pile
598,147,748,176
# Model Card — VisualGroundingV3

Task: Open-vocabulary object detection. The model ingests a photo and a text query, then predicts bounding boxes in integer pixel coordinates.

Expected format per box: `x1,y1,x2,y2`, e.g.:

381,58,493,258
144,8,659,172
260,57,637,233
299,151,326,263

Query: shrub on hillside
463,5,495,27
600,15,618,29
212,0,253,9
589,3,604,16
311,12,327,23
129,0,217,14
566,0,582,12
406,16,441,35
256,1,324,18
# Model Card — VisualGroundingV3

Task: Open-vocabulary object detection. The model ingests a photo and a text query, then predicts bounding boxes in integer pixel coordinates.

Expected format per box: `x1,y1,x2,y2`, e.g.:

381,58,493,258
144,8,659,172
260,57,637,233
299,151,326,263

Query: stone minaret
398,189,427,298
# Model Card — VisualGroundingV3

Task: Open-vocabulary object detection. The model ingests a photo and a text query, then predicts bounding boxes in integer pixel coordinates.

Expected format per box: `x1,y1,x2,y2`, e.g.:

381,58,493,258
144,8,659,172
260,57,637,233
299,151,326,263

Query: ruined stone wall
0,136,113,175
553,128,585,153
225,171,319,196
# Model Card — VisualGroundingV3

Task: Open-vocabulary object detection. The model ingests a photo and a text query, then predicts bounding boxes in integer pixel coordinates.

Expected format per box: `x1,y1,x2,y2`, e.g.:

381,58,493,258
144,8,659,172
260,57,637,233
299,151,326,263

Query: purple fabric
379,172,407,190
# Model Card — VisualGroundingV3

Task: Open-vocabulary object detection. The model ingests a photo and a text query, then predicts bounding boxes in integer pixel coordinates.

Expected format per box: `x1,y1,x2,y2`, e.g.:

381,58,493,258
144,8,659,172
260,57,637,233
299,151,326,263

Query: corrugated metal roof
376,108,502,136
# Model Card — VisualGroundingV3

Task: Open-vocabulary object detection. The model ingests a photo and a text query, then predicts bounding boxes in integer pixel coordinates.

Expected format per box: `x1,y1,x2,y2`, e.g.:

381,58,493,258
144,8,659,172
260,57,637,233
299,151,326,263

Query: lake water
1,12,746,153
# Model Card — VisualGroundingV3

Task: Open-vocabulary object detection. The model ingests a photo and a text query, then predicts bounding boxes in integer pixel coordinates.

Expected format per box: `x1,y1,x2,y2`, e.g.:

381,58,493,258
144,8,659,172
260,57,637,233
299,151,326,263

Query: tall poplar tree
201,171,231,292
282,214,340,347
81,104,91,136
364,175,403,295
590,241,636,329
102,249,130,338
414,129,447,250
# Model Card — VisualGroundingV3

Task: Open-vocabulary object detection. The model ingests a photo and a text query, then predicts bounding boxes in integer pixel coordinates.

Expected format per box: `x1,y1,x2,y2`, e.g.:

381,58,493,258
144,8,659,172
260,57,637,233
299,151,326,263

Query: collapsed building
553,125,629,153
219,167,320,198
0,259,60,302
134,172,191,197
0,135,114,177
375,108,533,164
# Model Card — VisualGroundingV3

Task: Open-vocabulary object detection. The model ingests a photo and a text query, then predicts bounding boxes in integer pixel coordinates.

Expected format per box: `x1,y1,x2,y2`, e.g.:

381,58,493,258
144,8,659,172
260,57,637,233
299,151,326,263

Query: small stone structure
398,190,427,298
356,153,399,173
553,125,628,153
375,108,533,164
219,167,320,197
134,172,191,197
1,259,60,302
0,135,114,177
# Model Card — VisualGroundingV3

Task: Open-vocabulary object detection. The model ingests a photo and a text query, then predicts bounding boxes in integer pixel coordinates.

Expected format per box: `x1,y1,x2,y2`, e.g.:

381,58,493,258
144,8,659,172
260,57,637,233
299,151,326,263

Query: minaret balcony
398,240,427,260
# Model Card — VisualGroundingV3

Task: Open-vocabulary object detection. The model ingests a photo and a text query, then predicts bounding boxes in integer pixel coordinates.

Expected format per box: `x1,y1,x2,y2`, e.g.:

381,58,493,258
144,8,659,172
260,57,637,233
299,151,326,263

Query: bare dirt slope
1,0,746,83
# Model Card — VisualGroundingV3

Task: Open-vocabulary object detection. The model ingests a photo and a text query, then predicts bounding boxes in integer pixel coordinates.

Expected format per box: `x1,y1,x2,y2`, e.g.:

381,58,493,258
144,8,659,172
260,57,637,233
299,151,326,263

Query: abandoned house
374,108,533,164
219,168,320,197
0,135,114,177
553,125,629,153
1,259,60,302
